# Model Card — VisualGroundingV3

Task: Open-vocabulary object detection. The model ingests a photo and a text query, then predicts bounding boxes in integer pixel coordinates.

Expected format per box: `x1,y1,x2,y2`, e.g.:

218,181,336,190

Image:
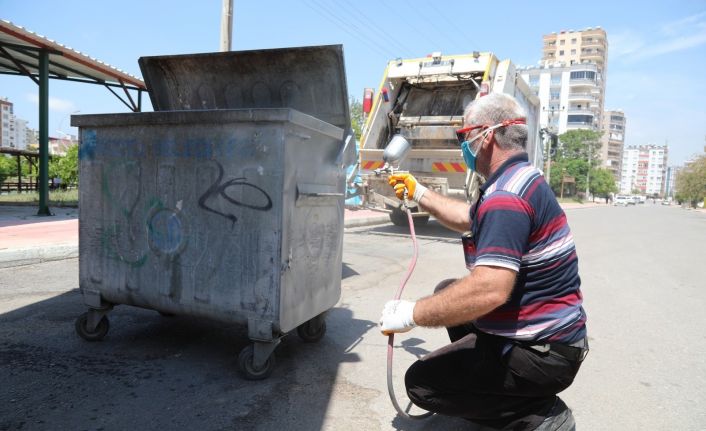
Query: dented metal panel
74,108,345,335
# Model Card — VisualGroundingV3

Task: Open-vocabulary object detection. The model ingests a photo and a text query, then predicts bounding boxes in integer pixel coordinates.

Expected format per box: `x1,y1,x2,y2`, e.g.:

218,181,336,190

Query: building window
529,75,539,86
550,91,561,99
559,50,564,56
567,114,593,125
560,40,565,46
570,70,596,80
571,38,577,44
571,49,576,55
551,75,562,85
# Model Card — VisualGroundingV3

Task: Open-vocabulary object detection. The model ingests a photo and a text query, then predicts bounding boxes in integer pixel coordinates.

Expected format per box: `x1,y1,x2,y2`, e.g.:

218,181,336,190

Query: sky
2,0,705,165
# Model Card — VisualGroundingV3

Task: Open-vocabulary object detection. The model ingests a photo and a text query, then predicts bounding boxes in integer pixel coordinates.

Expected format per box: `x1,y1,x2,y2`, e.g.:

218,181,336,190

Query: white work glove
379,300,417,335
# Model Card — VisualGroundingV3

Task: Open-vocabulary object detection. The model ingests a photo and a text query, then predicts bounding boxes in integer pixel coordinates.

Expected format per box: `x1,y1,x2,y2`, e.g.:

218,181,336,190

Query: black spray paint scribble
198,162,273,226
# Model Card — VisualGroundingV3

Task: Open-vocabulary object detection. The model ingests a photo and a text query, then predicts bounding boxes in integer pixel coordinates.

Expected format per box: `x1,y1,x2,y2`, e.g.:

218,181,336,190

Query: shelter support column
37,49,51,216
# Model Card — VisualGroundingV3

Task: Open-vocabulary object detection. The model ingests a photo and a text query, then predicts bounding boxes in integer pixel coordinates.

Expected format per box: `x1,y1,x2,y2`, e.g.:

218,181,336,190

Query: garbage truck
357,52,543,225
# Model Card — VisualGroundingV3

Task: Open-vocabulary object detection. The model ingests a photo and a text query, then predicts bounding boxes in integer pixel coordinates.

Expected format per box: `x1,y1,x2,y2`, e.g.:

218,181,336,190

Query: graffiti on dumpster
198,161,273,227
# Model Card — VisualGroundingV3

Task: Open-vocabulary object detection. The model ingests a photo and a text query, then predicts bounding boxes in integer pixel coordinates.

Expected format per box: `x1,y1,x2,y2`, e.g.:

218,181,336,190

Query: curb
344,216,390,229
0,244,78,269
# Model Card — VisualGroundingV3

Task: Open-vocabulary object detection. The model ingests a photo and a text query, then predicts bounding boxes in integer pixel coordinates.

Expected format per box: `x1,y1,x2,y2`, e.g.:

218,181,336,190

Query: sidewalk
0,205,390,268
6,200,695,269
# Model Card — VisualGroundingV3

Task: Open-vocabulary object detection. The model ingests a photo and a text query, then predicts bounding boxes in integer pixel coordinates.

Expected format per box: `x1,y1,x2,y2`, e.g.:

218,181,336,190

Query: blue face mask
460,131,487,172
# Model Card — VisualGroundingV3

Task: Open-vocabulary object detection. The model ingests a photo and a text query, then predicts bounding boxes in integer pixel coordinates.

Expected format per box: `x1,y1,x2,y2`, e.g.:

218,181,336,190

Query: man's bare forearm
413,266,516,328
418,189,471,232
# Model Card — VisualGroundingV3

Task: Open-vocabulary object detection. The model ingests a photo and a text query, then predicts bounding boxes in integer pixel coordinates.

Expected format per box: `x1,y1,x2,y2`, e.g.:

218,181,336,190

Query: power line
394,2,451,54
421,3,469,54
426,2,481,53
335,2,415,58
304,0,398,59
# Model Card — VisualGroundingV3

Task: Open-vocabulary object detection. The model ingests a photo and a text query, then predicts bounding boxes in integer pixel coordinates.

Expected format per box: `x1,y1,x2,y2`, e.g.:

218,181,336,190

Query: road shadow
0,289,375,431
342,261,359,279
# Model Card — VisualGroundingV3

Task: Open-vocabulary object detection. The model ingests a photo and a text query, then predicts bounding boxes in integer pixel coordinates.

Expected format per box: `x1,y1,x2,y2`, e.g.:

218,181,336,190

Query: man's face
457,123,493,176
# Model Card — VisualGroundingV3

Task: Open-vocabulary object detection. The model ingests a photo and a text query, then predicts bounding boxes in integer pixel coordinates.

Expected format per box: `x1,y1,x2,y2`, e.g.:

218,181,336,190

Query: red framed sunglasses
455,125,488,145
455,118,526,145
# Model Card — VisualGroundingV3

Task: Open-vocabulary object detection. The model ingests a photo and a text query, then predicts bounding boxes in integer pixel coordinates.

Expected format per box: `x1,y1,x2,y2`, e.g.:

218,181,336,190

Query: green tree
675,155,706,207
349,97,364,141
548,129,603,196
590,168,618,197
53,144,79,186
0,155,13,183
555,129,603,164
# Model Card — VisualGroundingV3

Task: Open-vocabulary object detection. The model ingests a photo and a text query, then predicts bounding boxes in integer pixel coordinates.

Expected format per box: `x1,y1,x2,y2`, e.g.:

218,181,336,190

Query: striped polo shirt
466,153,586,344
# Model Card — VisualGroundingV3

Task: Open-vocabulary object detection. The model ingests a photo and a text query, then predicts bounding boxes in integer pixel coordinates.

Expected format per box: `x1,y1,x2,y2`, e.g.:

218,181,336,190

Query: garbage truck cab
358,52,542,225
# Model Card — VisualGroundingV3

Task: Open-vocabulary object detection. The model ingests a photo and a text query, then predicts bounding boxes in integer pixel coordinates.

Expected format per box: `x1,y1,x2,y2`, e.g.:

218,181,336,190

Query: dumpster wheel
238,344,276,380
75,312,110,342
297,315,327,343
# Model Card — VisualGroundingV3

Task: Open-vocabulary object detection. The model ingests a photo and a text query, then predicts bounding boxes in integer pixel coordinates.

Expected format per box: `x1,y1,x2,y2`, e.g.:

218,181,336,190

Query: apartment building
601,110,626,182
520,62,604,135
519,26,609,177
664,166,677,199
13,117,28,150
620,145,668,196
1,97,12,147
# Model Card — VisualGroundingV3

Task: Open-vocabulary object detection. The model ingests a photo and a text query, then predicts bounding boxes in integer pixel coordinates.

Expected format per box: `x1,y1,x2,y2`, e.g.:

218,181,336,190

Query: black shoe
534,397,575,431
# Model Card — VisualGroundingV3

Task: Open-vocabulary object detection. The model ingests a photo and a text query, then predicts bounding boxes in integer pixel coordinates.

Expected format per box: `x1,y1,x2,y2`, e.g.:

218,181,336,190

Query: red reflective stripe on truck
451,162,466,172
362,161,384,170
433,162,448,172
432,162,467,173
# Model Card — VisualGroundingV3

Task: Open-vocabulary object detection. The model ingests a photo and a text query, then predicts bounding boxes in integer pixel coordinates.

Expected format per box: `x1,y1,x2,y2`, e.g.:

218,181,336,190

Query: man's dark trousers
405,299,583,429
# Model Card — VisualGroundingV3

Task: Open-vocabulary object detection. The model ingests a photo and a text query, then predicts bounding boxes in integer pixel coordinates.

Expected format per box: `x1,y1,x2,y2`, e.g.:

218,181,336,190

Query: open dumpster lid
138,44,351,133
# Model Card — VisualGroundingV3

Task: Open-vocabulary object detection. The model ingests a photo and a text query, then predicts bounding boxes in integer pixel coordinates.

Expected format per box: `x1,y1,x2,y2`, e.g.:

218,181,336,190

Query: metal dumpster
72,45,354,379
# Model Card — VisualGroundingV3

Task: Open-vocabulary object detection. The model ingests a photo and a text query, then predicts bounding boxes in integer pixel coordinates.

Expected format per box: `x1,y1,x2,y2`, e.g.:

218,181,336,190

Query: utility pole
220,0,233,52
542,106,564,185
585,141,591,198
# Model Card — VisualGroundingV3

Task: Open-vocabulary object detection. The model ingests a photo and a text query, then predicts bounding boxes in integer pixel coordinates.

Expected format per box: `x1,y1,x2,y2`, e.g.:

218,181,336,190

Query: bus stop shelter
0,19,146,215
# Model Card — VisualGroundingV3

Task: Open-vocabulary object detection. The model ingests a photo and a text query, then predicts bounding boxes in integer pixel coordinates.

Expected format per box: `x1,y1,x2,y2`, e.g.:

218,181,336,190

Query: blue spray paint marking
148,209,184,254
79,129,97,160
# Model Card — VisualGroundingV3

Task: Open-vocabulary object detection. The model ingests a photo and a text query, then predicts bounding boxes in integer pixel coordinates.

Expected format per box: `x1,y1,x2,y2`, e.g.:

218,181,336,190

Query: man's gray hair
463,92,528,151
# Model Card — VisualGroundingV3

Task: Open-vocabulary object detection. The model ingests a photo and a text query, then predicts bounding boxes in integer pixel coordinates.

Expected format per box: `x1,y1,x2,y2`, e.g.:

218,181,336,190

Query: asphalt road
0,204,704,430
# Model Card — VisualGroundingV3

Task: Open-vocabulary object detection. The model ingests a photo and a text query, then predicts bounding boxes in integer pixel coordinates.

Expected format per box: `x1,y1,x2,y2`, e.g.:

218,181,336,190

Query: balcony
566,122,599,130
568,92,596,102
581,38,606,49
567,107,595,115
570,79,598,88
582,52,605,62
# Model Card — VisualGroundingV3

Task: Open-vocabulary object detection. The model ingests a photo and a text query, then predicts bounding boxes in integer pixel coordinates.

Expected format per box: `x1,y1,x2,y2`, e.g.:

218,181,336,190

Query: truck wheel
238,344,276,380
413,215,430,225
75,312,109,342
389,208,408,226
297,315,327,343
390,209,429,227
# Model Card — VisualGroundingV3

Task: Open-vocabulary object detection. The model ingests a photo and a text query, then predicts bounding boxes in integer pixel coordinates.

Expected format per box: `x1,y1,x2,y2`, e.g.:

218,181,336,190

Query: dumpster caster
297,314,327,343
75,311,110,342
238,344,276,380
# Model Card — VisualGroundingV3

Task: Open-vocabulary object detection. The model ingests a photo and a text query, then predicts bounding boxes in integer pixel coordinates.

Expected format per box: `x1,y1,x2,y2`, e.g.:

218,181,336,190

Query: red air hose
386,207,434,420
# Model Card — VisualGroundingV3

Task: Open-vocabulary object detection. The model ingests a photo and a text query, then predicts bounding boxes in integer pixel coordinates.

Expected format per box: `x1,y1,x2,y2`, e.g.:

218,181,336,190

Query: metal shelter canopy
0,19,147,215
